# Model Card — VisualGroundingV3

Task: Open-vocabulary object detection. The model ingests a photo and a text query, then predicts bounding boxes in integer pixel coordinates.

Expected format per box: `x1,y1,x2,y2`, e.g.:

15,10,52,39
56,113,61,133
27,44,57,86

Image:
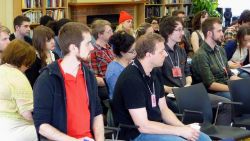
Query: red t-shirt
58,59,92,138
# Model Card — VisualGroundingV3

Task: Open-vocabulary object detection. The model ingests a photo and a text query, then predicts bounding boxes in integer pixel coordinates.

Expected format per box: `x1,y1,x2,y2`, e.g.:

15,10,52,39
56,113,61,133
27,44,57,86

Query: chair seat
201,124,250,140
233,115,250,129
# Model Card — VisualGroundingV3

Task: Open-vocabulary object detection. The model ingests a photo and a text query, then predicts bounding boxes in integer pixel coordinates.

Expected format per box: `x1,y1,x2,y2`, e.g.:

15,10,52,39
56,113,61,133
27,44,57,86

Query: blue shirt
105,61,125,99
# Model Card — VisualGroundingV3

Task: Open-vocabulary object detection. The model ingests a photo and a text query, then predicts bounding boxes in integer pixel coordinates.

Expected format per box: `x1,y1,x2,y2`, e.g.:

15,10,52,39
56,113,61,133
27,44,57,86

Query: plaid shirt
87,43,114,77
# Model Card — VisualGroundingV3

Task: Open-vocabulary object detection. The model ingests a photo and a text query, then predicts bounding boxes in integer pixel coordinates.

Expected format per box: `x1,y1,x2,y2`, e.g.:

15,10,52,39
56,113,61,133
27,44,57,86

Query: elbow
136,122,151,134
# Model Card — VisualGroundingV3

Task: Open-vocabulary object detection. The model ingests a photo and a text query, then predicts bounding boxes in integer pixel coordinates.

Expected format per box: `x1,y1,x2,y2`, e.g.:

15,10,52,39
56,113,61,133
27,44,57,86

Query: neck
205,38,217,50
167,40,176,50
96,39,108,48
60,54,80,76
138,59,153,76
115,57,130,67
14,32,24,40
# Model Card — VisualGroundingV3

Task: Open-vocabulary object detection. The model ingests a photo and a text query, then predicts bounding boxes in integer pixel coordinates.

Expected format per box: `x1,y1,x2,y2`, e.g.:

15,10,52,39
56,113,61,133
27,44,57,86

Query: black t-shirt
112,59,165,140
9,33,32,45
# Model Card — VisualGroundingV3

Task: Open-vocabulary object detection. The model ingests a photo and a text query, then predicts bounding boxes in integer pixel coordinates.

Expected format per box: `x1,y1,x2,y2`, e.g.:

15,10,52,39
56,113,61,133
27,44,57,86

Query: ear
207,30,212,37
68,44,78,53
145,52,152,58
15,25,20,31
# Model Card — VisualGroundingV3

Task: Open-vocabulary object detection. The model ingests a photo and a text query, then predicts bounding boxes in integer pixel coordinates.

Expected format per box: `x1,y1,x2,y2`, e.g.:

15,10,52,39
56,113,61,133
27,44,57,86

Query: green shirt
192,42,233,89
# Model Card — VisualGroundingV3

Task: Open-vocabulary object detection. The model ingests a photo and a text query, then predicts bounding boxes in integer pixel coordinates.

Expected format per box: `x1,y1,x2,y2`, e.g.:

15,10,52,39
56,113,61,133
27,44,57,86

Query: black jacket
33,61,102,139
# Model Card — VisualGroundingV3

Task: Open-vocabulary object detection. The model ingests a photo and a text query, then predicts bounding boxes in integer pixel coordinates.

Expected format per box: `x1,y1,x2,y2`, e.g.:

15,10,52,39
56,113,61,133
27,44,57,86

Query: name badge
172,67,182,77
151,94,156,107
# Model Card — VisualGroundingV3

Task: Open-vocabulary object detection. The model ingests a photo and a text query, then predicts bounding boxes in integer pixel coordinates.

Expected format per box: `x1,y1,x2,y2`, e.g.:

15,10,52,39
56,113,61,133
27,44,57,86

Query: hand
164,86,173,93
228,61,241,69
78,137,95,141
178,126,200,141
184,84,191,87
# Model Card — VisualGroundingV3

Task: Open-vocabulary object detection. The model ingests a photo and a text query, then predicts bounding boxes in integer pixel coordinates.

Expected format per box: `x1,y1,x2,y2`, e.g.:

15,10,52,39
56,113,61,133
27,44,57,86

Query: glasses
174,28,184,32
104,29,113,34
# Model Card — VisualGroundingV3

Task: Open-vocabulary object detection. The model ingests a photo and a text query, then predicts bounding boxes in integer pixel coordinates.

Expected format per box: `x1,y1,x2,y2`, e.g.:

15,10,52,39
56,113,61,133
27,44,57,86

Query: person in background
223,10,250,44
115,11,134,36
136,23,154,39
224,25,250,78
0,26,10,63
88,19,114,100
25,25,58,87
9,15,32,45
0,39,37,141
52,18,72,58
39,15,54,26
192,17,241,100
33,22,104,141
105,31,136,99
145,16,160,33
191,11,209,53
172,10,192,57
112,33,211,141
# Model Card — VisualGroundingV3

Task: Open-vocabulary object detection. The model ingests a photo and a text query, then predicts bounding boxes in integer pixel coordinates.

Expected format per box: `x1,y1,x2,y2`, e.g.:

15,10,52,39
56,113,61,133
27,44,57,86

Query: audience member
0,26,10,63
39,15,54,26
105,31,136,99
191,11,209,53
112,33,211,141
0,39,37,140
159,16,232,125
33,22,104,141
224,25,250,78
136,23,154,39
224,10,250,44
145,16,160,33
192,17,241,100
115,11,134,36
172,10,192,56
9,15,32,45
25,25,58,87
89,19,114,100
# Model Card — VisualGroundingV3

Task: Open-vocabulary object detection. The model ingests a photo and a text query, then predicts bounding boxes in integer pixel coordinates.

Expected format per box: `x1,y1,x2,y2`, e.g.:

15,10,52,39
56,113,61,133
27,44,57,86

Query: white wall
218,0,249,17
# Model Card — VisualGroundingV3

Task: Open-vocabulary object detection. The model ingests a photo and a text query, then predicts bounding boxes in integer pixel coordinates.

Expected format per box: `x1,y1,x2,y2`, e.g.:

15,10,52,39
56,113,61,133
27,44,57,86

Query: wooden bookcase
145,0,192,19
13,0,68,27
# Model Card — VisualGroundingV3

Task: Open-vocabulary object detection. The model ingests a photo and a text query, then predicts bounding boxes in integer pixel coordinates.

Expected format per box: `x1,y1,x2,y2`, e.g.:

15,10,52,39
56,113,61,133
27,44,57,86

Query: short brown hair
135,33,165,59
172,10,185,16
2,39,36,67
33,25,55,67
136,23,152,39
13,15,30,31
202,17,222,38
91,19,111,39
58,22,91,56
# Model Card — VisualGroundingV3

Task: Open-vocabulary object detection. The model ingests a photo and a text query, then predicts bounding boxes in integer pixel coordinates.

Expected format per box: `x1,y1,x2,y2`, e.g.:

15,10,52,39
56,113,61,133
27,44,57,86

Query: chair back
228,78,250,116
173,83,213,124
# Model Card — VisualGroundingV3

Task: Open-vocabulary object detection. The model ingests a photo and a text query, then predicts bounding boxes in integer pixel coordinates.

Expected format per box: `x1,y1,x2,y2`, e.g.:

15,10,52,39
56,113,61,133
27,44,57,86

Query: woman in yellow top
0,39,37,141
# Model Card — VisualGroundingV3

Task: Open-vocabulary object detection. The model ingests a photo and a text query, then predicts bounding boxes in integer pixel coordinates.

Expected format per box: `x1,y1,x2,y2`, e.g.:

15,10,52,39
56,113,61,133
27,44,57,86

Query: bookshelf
145,0,192,19
13,0,68,26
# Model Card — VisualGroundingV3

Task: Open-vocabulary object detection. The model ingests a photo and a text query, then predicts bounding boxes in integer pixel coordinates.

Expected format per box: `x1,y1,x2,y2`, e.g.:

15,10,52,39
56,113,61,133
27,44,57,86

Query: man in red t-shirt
33,22,104,141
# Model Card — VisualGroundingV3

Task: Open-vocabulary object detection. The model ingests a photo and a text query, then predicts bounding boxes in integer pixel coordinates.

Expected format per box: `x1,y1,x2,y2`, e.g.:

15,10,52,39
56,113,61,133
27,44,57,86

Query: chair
228,78,250,129
173,83,250,140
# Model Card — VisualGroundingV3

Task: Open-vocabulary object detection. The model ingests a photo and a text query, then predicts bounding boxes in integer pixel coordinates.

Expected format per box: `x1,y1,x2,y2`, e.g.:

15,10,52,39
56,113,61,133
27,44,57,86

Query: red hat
119,11,133,24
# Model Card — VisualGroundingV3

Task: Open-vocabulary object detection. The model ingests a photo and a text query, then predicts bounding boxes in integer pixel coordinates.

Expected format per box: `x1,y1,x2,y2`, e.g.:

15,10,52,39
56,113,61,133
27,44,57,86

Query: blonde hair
115,24,135,37
0,26,11,35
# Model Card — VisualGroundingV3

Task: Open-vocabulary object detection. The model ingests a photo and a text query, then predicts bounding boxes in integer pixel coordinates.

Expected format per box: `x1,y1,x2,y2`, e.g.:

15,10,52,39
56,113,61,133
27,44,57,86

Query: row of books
23,10,42,23
22,0,42,8
147,0,162,4
145,6,161,18
46,9,65,20
47,0,64,8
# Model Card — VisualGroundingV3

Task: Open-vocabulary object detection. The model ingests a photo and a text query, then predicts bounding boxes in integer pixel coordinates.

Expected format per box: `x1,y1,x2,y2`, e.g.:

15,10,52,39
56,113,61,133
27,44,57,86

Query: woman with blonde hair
0,39,37,140
115,11,135,36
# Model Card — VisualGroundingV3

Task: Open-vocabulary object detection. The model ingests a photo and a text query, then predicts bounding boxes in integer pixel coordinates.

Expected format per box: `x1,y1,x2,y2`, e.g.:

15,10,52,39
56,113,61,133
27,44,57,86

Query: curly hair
109,31,135,57
238,10,250,25
192,11,208,31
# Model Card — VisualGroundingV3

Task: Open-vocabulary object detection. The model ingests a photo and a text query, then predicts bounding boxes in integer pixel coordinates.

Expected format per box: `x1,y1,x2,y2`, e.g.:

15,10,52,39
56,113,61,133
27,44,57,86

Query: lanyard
132,61,155,96
166,50,180,68
214,47,228,77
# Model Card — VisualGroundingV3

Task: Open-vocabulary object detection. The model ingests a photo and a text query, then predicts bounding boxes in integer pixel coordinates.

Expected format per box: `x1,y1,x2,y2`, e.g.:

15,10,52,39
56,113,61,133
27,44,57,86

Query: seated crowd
1,9,250,141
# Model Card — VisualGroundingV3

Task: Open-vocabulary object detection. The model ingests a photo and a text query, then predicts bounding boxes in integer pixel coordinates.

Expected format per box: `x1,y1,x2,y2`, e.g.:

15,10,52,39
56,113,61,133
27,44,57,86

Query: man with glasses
172,10,192,57
158,16,232,125
88,19,114,100
9,15,32,45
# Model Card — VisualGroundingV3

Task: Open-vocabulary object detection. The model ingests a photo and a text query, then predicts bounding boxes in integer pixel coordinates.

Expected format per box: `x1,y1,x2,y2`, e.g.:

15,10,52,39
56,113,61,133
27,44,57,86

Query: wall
0,0,14,32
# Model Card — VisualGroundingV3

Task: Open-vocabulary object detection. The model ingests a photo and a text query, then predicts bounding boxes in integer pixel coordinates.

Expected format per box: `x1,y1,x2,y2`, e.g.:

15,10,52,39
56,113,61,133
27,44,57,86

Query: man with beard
192,17,240,100
33,22,104,141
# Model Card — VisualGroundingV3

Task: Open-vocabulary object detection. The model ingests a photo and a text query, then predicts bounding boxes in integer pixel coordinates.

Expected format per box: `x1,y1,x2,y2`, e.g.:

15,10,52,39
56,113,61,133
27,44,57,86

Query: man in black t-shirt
112,33,211,141
9,15,32,45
